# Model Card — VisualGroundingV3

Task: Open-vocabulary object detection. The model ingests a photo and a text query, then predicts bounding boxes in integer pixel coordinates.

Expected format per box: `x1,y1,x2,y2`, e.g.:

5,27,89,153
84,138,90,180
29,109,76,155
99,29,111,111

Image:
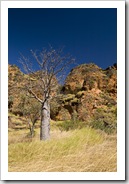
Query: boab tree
19,47,75,140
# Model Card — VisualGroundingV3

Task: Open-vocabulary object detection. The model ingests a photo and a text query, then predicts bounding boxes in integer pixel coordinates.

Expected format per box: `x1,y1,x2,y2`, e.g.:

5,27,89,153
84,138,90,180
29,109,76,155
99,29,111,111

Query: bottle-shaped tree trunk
40,99,50,140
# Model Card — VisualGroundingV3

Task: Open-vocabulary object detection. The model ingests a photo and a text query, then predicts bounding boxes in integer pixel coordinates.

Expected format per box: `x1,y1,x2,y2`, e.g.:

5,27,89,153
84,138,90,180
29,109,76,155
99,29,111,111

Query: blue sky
8,8,117,71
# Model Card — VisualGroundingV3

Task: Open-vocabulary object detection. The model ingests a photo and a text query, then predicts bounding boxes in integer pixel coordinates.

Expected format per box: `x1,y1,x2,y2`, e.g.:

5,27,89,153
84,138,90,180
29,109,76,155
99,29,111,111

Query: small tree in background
19,47,75,140
18,94,41,137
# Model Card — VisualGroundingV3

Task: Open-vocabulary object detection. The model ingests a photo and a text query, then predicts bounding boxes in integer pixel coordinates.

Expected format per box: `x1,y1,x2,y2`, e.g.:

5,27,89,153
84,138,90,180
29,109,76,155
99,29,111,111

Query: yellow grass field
8,125,117,172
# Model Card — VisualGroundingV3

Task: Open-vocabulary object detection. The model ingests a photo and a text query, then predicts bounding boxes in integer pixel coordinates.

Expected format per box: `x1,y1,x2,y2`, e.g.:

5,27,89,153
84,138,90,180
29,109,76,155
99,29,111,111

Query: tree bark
40,100,50,140
31,124,35,137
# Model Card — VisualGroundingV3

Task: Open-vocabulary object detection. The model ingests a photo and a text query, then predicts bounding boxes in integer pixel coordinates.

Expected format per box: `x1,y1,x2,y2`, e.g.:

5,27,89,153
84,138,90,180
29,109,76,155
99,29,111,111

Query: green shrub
90,120,116,134
71,98,78,104
8,96,14,109
57,120,88,131
50,98,60,119
76,91,85,98
90,107,117,134
63,94,75,102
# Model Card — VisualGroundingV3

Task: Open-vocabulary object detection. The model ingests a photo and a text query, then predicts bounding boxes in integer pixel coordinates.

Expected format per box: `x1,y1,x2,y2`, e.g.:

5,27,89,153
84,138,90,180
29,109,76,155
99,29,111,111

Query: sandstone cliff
55,63,117,128
8,63,117,132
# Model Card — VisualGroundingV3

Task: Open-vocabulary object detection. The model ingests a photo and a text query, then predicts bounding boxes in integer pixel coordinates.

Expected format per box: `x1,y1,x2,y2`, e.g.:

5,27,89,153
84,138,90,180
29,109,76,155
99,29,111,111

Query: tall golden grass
8,127,117,172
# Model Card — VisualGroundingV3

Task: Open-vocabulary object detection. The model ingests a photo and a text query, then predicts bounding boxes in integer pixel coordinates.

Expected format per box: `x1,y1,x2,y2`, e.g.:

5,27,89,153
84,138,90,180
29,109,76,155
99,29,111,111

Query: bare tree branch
28,89,43,103
18,46,75,140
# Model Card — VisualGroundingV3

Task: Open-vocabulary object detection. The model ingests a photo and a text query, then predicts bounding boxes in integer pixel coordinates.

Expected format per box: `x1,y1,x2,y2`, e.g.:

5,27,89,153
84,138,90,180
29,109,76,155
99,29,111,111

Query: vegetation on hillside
8,61,117,172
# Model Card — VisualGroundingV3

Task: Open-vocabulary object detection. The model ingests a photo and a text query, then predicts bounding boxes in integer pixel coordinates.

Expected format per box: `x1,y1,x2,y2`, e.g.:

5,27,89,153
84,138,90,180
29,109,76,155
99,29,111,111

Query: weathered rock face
55,63,117,121
8,63,117,124
8,64,26,115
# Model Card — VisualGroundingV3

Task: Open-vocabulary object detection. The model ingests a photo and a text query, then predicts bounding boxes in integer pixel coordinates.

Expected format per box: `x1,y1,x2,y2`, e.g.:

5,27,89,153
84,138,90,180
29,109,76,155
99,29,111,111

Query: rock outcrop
8,63,117,128
55,63,117,122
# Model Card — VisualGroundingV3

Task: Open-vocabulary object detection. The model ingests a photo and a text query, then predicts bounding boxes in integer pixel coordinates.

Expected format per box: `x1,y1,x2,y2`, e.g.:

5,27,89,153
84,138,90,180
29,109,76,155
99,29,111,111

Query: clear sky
8,8,117,71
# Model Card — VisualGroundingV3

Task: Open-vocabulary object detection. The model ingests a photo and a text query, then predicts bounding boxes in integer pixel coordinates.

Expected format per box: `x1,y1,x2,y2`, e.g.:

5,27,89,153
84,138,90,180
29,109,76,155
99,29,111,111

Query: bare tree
19,47,75,140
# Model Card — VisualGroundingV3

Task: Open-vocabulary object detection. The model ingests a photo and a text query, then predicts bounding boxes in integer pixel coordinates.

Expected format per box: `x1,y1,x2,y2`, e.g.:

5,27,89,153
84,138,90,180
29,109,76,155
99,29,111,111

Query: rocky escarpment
54,63,117,125
8,64,26,115
8,63,117,132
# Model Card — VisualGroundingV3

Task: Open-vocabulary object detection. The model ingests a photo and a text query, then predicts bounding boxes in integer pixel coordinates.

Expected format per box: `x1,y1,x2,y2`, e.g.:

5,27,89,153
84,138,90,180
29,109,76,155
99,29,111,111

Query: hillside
8,62,117,172
8,64,26,115
53,63,117,133
8,62,117,133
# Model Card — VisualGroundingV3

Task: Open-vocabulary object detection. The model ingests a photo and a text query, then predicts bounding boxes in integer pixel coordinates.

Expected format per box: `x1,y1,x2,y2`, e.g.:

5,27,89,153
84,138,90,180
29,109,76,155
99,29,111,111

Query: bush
63,94,75,102
76,91,85,98
57,120,88,131
90,119,116,134
90,107,117,134
50,98,61,119
8,96,14,109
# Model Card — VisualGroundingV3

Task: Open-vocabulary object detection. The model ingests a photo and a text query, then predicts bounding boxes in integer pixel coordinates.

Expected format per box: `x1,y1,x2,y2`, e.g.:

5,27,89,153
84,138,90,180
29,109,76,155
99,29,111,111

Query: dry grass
8,127,117,172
